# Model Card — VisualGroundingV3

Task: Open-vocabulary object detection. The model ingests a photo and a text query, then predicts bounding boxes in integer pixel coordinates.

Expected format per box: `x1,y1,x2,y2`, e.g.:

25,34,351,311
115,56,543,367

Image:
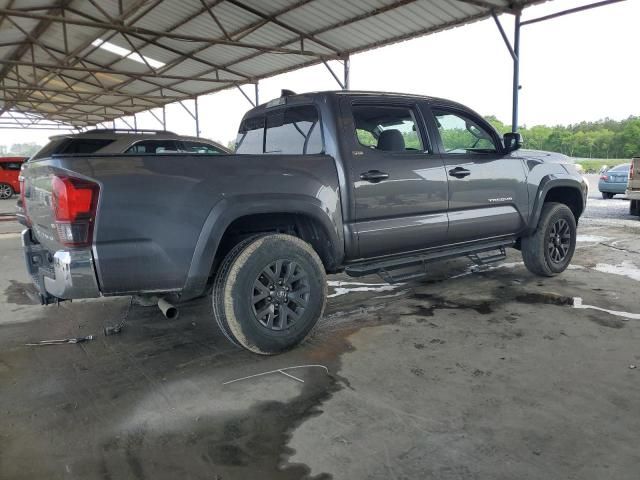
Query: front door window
433,110,497,154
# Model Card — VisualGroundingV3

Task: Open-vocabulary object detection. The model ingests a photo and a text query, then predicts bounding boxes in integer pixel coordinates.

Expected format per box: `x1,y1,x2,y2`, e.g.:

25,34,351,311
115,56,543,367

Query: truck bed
21,153,341,298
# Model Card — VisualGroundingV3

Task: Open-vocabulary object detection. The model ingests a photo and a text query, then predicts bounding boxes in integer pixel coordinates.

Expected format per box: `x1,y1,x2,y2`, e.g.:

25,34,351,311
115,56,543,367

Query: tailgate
629,157,640,191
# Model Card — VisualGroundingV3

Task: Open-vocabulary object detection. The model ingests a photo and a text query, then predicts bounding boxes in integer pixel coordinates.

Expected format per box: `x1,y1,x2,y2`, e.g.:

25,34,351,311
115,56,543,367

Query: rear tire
521,202,577,277
630,199,640,217
601,192,614,199
0,183,13,200
212,234,327,355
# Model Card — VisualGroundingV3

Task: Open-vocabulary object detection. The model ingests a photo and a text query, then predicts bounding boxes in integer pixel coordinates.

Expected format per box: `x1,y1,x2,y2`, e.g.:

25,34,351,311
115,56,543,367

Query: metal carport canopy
0,0,625,131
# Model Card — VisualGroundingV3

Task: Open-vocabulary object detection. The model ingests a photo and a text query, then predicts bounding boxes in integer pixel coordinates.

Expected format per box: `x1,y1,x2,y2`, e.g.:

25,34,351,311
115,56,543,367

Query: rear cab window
236,105,323,155
235,116,265,154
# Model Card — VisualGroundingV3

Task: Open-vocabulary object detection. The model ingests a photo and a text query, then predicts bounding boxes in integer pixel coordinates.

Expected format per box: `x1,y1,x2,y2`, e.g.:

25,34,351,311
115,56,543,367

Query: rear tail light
631,159,637,180
600,175,608,181
51,175,99,247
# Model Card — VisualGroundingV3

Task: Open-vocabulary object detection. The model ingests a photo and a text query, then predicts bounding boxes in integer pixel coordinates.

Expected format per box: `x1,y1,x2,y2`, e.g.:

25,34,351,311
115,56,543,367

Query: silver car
31,129,230,160
598,163,630,199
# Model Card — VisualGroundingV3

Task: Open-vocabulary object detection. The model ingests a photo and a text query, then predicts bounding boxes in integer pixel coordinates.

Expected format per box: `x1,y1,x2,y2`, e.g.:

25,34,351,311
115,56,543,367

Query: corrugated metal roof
0,0,544,128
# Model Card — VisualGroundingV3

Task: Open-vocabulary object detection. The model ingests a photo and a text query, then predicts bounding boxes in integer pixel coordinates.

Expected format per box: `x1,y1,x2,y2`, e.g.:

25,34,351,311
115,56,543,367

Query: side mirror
503,132,523,153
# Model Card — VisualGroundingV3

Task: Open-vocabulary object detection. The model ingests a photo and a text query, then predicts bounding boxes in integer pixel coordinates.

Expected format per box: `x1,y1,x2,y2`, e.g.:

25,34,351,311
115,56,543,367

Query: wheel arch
181,194,344,300
527,177,586,234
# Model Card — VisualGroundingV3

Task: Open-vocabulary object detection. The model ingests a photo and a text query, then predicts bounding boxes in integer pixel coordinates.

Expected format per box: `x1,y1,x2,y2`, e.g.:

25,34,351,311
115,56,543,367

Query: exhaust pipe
158,298,179,319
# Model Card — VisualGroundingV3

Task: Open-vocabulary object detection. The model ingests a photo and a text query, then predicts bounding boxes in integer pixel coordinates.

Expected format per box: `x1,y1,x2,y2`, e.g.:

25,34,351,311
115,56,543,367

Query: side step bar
345,239,513,283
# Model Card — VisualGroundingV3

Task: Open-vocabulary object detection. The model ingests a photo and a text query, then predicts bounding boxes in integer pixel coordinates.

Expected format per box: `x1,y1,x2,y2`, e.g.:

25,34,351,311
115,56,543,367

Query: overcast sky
1,0,638,150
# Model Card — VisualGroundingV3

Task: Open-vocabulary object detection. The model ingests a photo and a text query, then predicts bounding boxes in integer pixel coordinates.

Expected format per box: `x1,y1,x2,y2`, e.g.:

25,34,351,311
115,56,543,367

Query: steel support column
492,11,521,132
511,11,521,133
195,96,200,137
178,98,199,136
254,82,259,106
162,105,166,131
322,59,348,90
343,56,350,90
236,84,255,107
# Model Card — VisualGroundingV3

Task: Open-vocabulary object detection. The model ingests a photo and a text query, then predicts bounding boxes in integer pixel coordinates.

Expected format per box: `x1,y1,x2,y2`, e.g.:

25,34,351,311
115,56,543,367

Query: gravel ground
582,173,635,222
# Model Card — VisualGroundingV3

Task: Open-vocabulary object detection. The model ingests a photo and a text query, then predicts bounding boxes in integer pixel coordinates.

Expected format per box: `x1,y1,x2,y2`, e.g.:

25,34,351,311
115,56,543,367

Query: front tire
212,234,327,355
522,202,577,277
0,183,13,200
630,199,640,217
601,192,614,199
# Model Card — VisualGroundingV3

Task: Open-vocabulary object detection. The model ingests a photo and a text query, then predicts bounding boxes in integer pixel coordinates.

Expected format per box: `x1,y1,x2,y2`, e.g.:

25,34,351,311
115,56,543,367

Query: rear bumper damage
22,229,100,304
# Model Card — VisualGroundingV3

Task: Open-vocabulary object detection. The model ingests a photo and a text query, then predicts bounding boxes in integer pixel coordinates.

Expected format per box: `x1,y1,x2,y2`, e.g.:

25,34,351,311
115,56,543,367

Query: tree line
0,142,42,156
3,116,639,160
486,115,640,159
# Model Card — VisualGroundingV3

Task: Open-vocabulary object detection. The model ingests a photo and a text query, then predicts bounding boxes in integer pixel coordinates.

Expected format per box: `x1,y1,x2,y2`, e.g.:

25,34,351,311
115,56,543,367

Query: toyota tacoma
19,91,588,354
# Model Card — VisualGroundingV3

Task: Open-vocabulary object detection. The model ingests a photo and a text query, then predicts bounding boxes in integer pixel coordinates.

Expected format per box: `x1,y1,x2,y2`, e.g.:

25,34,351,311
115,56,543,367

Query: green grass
574,158,630,173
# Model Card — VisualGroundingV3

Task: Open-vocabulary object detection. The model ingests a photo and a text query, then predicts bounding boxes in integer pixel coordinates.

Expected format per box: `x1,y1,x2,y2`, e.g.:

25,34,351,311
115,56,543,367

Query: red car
0,157,27,200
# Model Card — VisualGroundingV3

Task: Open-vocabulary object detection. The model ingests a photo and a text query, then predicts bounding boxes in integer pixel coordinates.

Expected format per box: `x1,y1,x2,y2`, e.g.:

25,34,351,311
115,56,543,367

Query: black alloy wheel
251,260,310,331
547,218,571,264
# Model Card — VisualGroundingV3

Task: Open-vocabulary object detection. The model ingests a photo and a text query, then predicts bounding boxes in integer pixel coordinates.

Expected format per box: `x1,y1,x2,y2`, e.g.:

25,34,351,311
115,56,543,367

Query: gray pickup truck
20,90,587,354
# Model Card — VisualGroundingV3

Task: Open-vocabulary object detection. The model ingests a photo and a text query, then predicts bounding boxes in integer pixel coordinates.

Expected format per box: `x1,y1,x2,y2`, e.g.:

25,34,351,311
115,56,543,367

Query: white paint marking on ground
327,280,405,298
573,297,640,320
593,261,640,282
567,264,586,270
328,285,403,298
0,233,21,239
328,280,392,287
576,235,611,243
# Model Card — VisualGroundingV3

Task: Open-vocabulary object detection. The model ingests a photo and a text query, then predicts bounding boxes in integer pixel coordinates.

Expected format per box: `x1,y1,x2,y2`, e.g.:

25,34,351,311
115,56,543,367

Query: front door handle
360,170,389,183
448,167,471,178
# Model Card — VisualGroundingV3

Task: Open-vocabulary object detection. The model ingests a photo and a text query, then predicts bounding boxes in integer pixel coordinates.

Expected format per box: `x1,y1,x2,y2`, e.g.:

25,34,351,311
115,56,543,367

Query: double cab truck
19,91,588,354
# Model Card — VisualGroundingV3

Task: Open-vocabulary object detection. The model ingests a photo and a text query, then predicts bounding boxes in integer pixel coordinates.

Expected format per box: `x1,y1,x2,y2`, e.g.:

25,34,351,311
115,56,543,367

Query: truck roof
244,90,475,118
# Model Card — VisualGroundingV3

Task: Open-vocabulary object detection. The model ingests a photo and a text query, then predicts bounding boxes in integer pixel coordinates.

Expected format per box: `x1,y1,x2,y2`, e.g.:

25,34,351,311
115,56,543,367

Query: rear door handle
448,167,471,178
360,170,389,183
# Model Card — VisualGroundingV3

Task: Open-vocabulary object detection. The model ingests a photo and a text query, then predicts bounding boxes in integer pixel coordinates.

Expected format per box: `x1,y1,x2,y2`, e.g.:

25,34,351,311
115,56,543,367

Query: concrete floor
1,177,639,479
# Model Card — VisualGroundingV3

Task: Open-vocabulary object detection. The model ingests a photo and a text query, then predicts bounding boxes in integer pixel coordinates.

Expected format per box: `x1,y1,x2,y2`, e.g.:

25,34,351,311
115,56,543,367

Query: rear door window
352,104,425,152
265,106,322,154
